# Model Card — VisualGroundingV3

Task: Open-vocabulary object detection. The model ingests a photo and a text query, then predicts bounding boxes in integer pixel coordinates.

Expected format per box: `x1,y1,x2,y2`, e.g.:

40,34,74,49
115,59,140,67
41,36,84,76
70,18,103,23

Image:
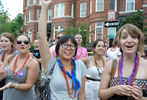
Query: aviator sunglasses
17,40,29,45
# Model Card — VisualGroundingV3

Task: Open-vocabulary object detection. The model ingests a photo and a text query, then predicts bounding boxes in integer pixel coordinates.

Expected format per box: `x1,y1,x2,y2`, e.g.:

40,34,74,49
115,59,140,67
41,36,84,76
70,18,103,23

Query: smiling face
120,29,139,54
15,35,30,54
59,40,76,60
0,36,12,51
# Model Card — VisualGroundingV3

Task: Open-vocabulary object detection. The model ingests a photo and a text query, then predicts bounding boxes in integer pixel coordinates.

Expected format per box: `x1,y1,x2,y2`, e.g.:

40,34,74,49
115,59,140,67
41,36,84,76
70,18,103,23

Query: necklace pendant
17,71,24,77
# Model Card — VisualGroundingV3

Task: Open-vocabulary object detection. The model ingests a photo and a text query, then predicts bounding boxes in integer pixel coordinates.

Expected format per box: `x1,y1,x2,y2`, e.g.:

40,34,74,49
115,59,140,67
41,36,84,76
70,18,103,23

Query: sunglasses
56,36,63,40
17,40,29,45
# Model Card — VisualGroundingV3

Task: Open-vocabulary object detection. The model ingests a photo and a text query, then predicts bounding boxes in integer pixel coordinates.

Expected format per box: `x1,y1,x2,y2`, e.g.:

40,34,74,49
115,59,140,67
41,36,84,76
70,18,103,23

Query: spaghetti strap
25,58,33,67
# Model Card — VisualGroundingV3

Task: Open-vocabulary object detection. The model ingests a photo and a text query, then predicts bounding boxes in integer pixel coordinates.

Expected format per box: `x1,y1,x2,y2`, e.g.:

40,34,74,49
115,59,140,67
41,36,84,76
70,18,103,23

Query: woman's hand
131,85,143,100
42,0,52,6
0,82,12,91
113,85,133,96
0,70,7,80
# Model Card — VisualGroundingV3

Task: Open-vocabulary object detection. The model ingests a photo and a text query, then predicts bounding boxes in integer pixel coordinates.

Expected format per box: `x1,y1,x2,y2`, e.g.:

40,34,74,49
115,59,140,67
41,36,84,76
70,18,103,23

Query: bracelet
14,83,18,89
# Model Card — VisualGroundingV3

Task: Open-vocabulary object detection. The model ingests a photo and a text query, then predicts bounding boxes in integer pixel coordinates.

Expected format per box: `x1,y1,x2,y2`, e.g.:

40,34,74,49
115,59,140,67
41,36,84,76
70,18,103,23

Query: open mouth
126,45,134,48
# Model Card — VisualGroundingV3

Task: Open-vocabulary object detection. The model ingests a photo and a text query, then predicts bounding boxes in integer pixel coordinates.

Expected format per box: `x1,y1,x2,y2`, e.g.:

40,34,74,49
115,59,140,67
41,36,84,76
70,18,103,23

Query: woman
0,35,40,100
0,32,16,99
98,24,147,100
80,39,108,100
74,34,88,60
0,32,16,66
38,0,87,100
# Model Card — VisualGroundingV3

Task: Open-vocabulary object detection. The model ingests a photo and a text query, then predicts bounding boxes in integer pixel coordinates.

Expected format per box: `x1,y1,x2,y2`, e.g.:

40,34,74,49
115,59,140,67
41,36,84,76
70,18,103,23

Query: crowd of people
0,0,146,100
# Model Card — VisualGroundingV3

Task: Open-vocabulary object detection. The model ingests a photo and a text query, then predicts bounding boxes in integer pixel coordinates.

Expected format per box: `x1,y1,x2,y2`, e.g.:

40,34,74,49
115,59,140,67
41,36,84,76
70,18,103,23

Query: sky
1,0,23,20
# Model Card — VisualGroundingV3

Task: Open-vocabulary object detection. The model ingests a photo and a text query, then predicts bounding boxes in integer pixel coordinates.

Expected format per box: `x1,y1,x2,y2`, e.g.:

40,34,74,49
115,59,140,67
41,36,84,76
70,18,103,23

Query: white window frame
54,3,65,18
53,26,64,39
27,0,31,6
33,0,36,4
29,10,32,22
96,0,104,12
36,30,38,39
37,9,40,21
89,24,91,43
28,29,32,42
71,4,74,17
24,15,27,25
90,0,92,14
48,9,52,22
126,0,135,11
80,2,87,17
95,22,103,40
39,0,42,5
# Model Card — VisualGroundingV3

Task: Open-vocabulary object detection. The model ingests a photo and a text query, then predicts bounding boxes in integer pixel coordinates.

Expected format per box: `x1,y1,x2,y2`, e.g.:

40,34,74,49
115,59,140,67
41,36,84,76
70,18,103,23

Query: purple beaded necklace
118,53,139,86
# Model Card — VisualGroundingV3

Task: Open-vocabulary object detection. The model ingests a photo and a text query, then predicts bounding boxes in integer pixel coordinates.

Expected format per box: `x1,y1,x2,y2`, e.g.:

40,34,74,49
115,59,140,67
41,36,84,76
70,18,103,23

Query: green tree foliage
0,13,23,38
64,23,90,47
119,10,144,30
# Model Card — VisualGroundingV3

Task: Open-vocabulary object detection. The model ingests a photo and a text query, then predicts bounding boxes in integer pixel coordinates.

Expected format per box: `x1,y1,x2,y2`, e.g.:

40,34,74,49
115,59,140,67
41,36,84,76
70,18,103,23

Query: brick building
23,0,146,44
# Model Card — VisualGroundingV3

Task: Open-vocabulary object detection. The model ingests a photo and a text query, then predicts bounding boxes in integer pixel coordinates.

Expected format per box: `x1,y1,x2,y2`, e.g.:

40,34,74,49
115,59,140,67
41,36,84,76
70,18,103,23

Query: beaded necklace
94,55,104,68
57,58,80,98
118,53,140,86
12,55,30,74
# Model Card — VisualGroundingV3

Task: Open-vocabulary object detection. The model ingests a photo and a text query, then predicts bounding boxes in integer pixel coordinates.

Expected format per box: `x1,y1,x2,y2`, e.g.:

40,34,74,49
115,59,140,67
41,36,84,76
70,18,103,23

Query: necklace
94,55,104,68
75,47,83,59
12,55,30,75
57,58,80,98
118,53,139,86
110,47,116,52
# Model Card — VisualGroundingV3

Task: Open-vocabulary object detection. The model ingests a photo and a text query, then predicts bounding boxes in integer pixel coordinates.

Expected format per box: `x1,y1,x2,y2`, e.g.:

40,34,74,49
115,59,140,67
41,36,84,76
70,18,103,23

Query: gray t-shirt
47,55,87,100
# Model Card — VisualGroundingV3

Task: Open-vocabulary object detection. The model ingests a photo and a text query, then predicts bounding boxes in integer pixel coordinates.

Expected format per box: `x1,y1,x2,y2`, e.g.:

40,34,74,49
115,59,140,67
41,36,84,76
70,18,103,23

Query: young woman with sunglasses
0,35,40,100
80,39,109,100
0,32,17,99
98,24,147,100
38,0,87,100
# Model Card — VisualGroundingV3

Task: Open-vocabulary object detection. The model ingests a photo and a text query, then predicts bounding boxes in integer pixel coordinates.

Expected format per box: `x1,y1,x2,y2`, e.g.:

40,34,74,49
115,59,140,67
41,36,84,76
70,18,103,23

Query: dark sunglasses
17,40,29,45
56,36,63,40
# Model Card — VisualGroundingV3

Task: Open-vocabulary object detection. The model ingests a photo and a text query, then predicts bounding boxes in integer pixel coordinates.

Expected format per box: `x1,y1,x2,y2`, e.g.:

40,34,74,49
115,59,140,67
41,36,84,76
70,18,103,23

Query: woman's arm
98,60,133,100
78,76,86,100
79,56,88,65
0,55,14,80
38,0,52,69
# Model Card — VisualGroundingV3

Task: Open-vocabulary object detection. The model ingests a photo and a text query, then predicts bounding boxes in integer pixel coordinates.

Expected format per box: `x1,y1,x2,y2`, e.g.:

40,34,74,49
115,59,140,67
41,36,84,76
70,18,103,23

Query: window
27,0,31,6
54,3,64,18
71,4,74,17
36,30,38,39
96,0,104,11
24,15,27,25
29,10,32,22
126,0,135,11
95,22,103,40
48,8,52,21
37,9,40,21
90,0,92,14
110,0,115,10
33,0,36,4
80,2,87,17
39,0,42,5
28,29,32,42
54,26,64,39
89,24,91,43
